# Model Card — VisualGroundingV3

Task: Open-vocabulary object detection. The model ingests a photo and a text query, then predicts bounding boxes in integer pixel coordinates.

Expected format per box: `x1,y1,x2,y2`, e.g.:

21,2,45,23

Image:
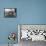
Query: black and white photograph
4,8,16,17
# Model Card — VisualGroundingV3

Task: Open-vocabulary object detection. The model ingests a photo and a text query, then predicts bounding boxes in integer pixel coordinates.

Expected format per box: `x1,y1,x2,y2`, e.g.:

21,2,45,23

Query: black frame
4,8,17,18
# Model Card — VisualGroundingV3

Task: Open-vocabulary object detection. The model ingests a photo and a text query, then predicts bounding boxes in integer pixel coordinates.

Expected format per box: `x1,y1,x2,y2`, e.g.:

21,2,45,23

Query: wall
0,0,46,44
20,0,46,24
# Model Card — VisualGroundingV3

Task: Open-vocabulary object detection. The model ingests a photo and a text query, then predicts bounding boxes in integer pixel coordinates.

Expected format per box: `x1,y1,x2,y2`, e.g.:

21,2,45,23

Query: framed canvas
18,24,46,41
4,8,17,17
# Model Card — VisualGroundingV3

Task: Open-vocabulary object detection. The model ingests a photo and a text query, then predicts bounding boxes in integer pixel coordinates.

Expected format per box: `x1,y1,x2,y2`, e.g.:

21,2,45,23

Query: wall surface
0,0,46,44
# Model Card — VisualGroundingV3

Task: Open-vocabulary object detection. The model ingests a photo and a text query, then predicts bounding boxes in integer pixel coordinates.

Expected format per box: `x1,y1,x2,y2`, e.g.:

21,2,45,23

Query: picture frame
18,24,46,42
4,8,17,18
